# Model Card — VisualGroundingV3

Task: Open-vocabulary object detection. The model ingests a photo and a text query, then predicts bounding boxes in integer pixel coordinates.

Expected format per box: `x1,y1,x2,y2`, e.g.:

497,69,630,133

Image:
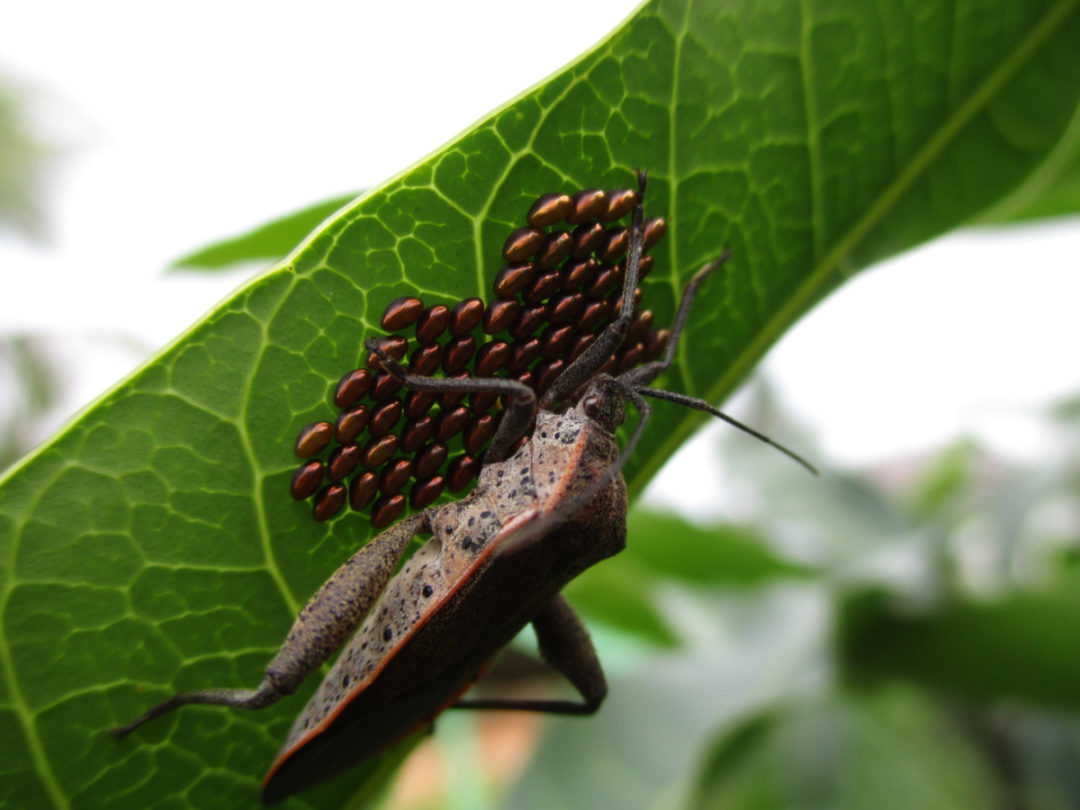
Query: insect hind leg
112,682,281,738
452,594,607,716
114,512,429,739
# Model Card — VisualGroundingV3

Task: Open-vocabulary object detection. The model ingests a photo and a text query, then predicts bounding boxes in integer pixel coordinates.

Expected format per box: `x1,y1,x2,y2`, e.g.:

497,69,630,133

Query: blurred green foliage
2,2,1080,809
503,388,1080,810
0,76,54,241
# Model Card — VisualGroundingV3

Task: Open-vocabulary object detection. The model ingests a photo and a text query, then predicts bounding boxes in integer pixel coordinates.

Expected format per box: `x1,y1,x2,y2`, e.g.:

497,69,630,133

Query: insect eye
583,396,602,419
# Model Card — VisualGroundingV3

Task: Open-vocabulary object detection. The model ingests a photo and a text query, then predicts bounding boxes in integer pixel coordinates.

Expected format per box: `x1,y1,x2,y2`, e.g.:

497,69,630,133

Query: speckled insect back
289,182,671,527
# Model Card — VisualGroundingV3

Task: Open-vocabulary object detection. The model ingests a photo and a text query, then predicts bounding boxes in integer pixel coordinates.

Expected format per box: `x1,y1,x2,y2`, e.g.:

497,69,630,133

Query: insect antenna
636,386,818,475
610,243,815,475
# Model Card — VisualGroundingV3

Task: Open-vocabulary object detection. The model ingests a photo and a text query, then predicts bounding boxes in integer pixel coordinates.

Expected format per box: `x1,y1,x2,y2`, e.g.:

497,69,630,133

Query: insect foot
111,512,428,739
114,170,815,804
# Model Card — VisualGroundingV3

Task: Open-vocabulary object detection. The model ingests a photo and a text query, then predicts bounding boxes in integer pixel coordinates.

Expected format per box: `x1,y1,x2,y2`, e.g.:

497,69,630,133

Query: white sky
2,1,1079,516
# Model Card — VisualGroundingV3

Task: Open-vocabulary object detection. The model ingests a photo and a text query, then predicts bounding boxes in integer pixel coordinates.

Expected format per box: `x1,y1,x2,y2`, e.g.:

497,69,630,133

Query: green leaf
2,1,1079,807
688,687,1000,810
170,193,361,271
0,77,55,241
623,507,813,585
977,105,1080,223
564,508,813,646
838,589,1080,707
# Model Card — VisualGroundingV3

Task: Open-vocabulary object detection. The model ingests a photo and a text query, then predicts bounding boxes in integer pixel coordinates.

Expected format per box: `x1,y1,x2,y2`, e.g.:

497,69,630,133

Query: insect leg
113,512,429,738
613,252,817,474
453,594,606,715
541,170,648,409
616,249,730,389
365,338,536,463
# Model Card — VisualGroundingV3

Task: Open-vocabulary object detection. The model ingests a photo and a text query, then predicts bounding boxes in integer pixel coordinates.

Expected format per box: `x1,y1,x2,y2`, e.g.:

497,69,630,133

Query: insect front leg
454,594,607,715
113,512,429,737
365,338,536,462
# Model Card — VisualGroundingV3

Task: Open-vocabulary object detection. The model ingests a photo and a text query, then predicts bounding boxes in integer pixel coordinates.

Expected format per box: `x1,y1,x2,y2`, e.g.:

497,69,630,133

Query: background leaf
688,688,999,810
170,193,362,272
1,1,1078,808
838,590,1080,707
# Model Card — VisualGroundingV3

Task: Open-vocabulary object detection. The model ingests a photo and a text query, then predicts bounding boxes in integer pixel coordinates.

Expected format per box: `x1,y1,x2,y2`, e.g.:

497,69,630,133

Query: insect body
261,383,628,799
113,172,814,802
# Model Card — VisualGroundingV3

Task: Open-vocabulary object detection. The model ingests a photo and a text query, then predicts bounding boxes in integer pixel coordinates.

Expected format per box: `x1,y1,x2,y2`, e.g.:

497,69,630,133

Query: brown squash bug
112,171,815,802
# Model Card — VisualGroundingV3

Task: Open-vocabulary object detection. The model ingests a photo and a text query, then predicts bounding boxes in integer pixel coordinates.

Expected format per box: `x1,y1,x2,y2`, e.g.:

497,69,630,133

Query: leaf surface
1,1,1078,807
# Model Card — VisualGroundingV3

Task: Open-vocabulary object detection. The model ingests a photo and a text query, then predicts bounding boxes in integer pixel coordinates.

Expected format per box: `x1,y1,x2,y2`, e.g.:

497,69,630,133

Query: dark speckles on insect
421,583,434,598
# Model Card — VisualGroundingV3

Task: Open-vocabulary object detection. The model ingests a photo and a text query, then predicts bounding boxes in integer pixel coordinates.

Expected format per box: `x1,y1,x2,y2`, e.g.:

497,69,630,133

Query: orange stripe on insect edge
262,507,537,786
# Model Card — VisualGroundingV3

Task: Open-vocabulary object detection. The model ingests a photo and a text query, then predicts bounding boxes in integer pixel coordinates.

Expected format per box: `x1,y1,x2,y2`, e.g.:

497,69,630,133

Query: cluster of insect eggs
290,186,670,528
